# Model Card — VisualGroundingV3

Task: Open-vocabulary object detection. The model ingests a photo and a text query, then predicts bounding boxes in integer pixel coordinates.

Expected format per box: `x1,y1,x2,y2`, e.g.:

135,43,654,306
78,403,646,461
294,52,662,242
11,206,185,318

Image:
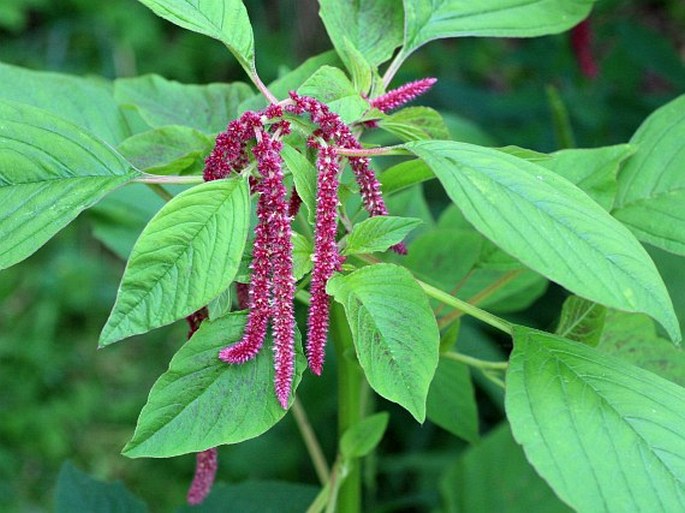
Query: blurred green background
0,1,683,512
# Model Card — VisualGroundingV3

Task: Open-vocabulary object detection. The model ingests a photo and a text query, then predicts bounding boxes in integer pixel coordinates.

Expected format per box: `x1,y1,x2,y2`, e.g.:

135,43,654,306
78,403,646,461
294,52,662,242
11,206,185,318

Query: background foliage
1,0,683,511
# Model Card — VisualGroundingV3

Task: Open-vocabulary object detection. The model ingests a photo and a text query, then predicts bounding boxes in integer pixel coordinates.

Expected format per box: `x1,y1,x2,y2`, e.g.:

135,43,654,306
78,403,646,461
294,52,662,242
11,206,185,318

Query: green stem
382,49,409,89
146,183,174,202
292,397,330,485
331,302,363,513
545,85,576,150
443,351,508,370
418,280,513,336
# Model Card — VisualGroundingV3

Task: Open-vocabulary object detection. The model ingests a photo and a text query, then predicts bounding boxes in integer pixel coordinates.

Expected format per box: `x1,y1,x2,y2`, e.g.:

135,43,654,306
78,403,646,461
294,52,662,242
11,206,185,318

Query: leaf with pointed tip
134,0,255,72
340,412,389,459
282,144,317,223
506,326,685,513
401,0,594,58
99,177,249,346
327,264,440,421
124,312,304,457
115,74,253,133
342,216,422,255
555,295,606,347
613,95,685,255
408,140,680,342
292,232,313,281
0,100,139,270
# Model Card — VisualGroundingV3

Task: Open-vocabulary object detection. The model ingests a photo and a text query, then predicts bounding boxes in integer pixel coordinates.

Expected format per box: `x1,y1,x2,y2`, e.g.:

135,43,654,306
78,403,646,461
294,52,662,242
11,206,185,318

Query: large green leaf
0,61,131,144
597,310,685,387
115,74,253,133
55,462,148,513
613,95,685,255
401,0,594,58
135,0,255,72
378,107,451,142
327,264,440,421
99,177,249,346
506,326,685,513
281,143,317,223
0,100,139,270
408,140,680,342
440,424,572,513
319,0,403,67
123,312,304,457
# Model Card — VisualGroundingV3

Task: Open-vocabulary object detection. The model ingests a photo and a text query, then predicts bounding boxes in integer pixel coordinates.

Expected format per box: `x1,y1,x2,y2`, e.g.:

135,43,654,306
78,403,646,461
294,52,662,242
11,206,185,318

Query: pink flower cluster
203,82,432,407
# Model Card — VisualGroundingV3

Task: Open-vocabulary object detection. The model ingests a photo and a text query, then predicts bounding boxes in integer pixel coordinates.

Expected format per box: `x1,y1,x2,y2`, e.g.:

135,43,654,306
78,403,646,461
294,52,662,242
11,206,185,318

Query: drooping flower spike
370,77,437,113
185,309,218,506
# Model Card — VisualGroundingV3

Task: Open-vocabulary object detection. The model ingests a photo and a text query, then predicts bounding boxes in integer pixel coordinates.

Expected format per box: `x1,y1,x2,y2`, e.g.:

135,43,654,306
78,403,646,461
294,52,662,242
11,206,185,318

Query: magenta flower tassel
571,20,598,79
307,145,344,375
371,77,437,113
253,123,297,408
187,447,218,505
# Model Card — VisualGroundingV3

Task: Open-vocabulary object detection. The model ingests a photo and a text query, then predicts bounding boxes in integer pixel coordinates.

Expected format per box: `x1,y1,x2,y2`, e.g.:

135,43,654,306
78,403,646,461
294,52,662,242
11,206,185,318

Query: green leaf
0,100,139,270
55,462,148,513
319,0,403,67
541,144,636,211
117,126,213,175
292,231,313,281
335,37,375,94
174,481,318,513
380,159,434,196
343,216,421,255
0,62,131,144
597,310,685,387
555,295,606,347
327,264,440,421
506,326,685,513
281,144,317,223
90,185,166,260
613,95,685,255
238,51,341,113
407,140,680,342
124,312,304,457
440,423,573,513
401,0,594,58
115,74,253,133
427,356,479,443
298,66,369,123
340,412,389,459
378,107,451,142
134,0,255,72
99,178,250,346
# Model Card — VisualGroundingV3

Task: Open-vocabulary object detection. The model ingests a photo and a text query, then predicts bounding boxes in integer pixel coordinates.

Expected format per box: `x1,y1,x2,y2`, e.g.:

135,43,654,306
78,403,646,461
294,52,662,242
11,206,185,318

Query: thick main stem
331,302,362,513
